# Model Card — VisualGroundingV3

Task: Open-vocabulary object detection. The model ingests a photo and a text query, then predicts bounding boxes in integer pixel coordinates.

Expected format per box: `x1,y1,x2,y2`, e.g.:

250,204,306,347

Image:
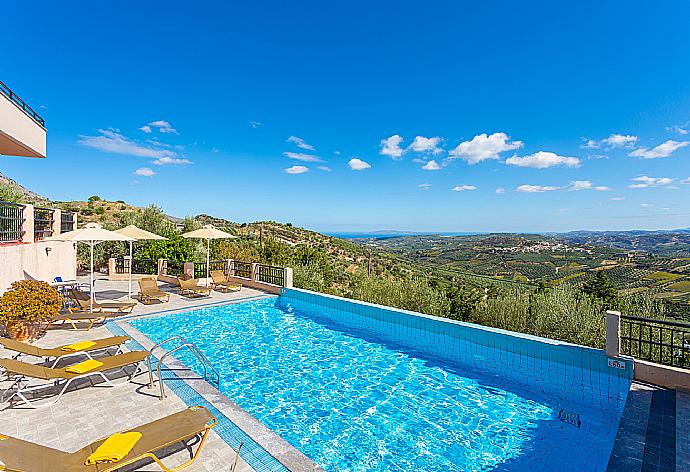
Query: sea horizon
324,231,482,239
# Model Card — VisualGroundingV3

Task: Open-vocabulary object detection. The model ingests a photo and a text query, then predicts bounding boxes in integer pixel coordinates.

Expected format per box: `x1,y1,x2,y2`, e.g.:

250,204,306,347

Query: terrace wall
0,240,76,292
0,203,77,292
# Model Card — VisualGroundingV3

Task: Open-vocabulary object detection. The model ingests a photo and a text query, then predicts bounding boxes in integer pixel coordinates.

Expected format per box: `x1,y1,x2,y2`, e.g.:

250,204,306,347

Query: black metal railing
33,207,54,241
255,264,285,286
0,80,45,127
114,258,129,274
231,260,252,279
164,260,185,277
132,259,158,275
194,262,206,279
60,211,75,233
0,201,25,243
194,261,227,278
116,258,158,275
620,315,690,368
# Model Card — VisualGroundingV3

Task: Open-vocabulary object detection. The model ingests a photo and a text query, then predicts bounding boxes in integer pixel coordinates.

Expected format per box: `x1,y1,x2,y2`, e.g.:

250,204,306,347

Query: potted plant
0,280,62,342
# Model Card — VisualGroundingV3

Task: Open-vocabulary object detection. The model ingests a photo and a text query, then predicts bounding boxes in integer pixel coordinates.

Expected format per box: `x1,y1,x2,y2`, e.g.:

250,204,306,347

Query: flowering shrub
0,280,62,324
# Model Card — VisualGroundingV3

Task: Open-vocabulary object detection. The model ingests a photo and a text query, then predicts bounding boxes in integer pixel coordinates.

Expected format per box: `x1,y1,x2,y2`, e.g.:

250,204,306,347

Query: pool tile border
107,296,323,472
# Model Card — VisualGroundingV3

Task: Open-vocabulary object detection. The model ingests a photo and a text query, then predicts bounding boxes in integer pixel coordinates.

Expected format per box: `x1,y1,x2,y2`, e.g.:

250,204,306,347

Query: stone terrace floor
0,274,272,472
608,382,689,472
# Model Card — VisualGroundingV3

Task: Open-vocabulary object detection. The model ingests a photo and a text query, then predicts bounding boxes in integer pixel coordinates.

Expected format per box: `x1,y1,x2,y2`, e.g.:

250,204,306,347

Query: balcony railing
255,264,285,286
114,258,158,275
0,201,25,243
230,260,252,279
620,315,690,368
194,260,227,279
0,80,45,127
60,211,75,233
163,260,185,277
33,207,54,241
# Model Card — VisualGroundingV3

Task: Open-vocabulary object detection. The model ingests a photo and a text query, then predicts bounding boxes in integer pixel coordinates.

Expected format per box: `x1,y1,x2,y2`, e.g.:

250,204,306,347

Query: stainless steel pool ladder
146,335,221,401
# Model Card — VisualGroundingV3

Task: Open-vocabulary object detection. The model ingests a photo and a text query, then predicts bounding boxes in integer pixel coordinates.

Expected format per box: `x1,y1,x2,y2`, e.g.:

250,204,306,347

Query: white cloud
287,136,316,151
147,120,178,134
516,184,560,193
139,125,152,133
666,123,689,135
146,139,171,148
505,151,580,169
249,121,262,128
284,165,309,174
581,138,599,149
134,167,155,177
568,180,610,191
348,158,371,171
78,129,177,159
409,136,443,154
452,185,477,192
495,188,506,194
448,132,523,164
662,207,671,211
418,183,431,191
629,175,674,188
602,134,638,148
283,152,322,162
682,176,690,184
640,203,653,208
317,166,332,172
151,156,192,166
611,196,625,201
380,135,405,159
422,160,441,171
629,140,689,159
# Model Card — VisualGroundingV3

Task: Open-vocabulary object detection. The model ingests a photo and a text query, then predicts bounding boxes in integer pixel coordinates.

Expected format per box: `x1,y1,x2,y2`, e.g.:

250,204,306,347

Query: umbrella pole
128,241,133,299
90,242,94,313
206,239,210,287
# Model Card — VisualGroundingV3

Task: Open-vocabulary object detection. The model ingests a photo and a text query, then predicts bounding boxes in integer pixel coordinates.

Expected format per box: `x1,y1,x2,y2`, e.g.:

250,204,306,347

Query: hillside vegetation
0,176,681,347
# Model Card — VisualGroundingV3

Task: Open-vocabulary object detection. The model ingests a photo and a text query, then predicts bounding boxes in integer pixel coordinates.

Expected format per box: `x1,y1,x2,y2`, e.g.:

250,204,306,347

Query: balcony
0,80,46,158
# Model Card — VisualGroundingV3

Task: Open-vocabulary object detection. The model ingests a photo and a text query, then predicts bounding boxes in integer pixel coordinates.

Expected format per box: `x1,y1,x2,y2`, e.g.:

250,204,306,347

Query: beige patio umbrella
181,224,237,286
47,223,135,312
114,225,167,299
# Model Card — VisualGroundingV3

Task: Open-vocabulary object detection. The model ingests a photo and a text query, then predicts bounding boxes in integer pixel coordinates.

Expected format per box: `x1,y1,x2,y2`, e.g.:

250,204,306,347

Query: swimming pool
131,290,632,471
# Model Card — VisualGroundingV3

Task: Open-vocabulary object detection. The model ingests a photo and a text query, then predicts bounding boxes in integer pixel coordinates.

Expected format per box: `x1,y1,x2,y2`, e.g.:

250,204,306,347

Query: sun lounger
0,336,129,367
177,278,211,297
52,311,124,331
0,405,217,471
67,289,137,314
0,350,148,408
210,270,242,292
137,278,170,304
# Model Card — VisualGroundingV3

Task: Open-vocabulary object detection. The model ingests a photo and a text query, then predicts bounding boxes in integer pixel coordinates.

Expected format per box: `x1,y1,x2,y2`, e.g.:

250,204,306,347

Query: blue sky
2,1,690,232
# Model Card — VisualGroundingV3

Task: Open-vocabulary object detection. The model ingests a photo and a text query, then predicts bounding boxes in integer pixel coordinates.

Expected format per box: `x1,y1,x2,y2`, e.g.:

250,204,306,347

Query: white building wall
0,241,77,292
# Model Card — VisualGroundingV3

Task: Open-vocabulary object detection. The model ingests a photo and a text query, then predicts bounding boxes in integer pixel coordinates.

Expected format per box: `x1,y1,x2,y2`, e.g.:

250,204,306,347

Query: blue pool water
132,297,627,471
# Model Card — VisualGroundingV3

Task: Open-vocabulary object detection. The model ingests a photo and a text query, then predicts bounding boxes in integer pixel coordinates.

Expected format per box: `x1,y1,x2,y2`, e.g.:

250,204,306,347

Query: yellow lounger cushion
61,341,97,352
65,359,104,374
85,431,142,465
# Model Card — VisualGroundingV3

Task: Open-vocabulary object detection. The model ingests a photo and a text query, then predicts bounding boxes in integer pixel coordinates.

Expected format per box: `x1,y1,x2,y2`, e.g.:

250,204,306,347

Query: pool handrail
146,335,221,400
